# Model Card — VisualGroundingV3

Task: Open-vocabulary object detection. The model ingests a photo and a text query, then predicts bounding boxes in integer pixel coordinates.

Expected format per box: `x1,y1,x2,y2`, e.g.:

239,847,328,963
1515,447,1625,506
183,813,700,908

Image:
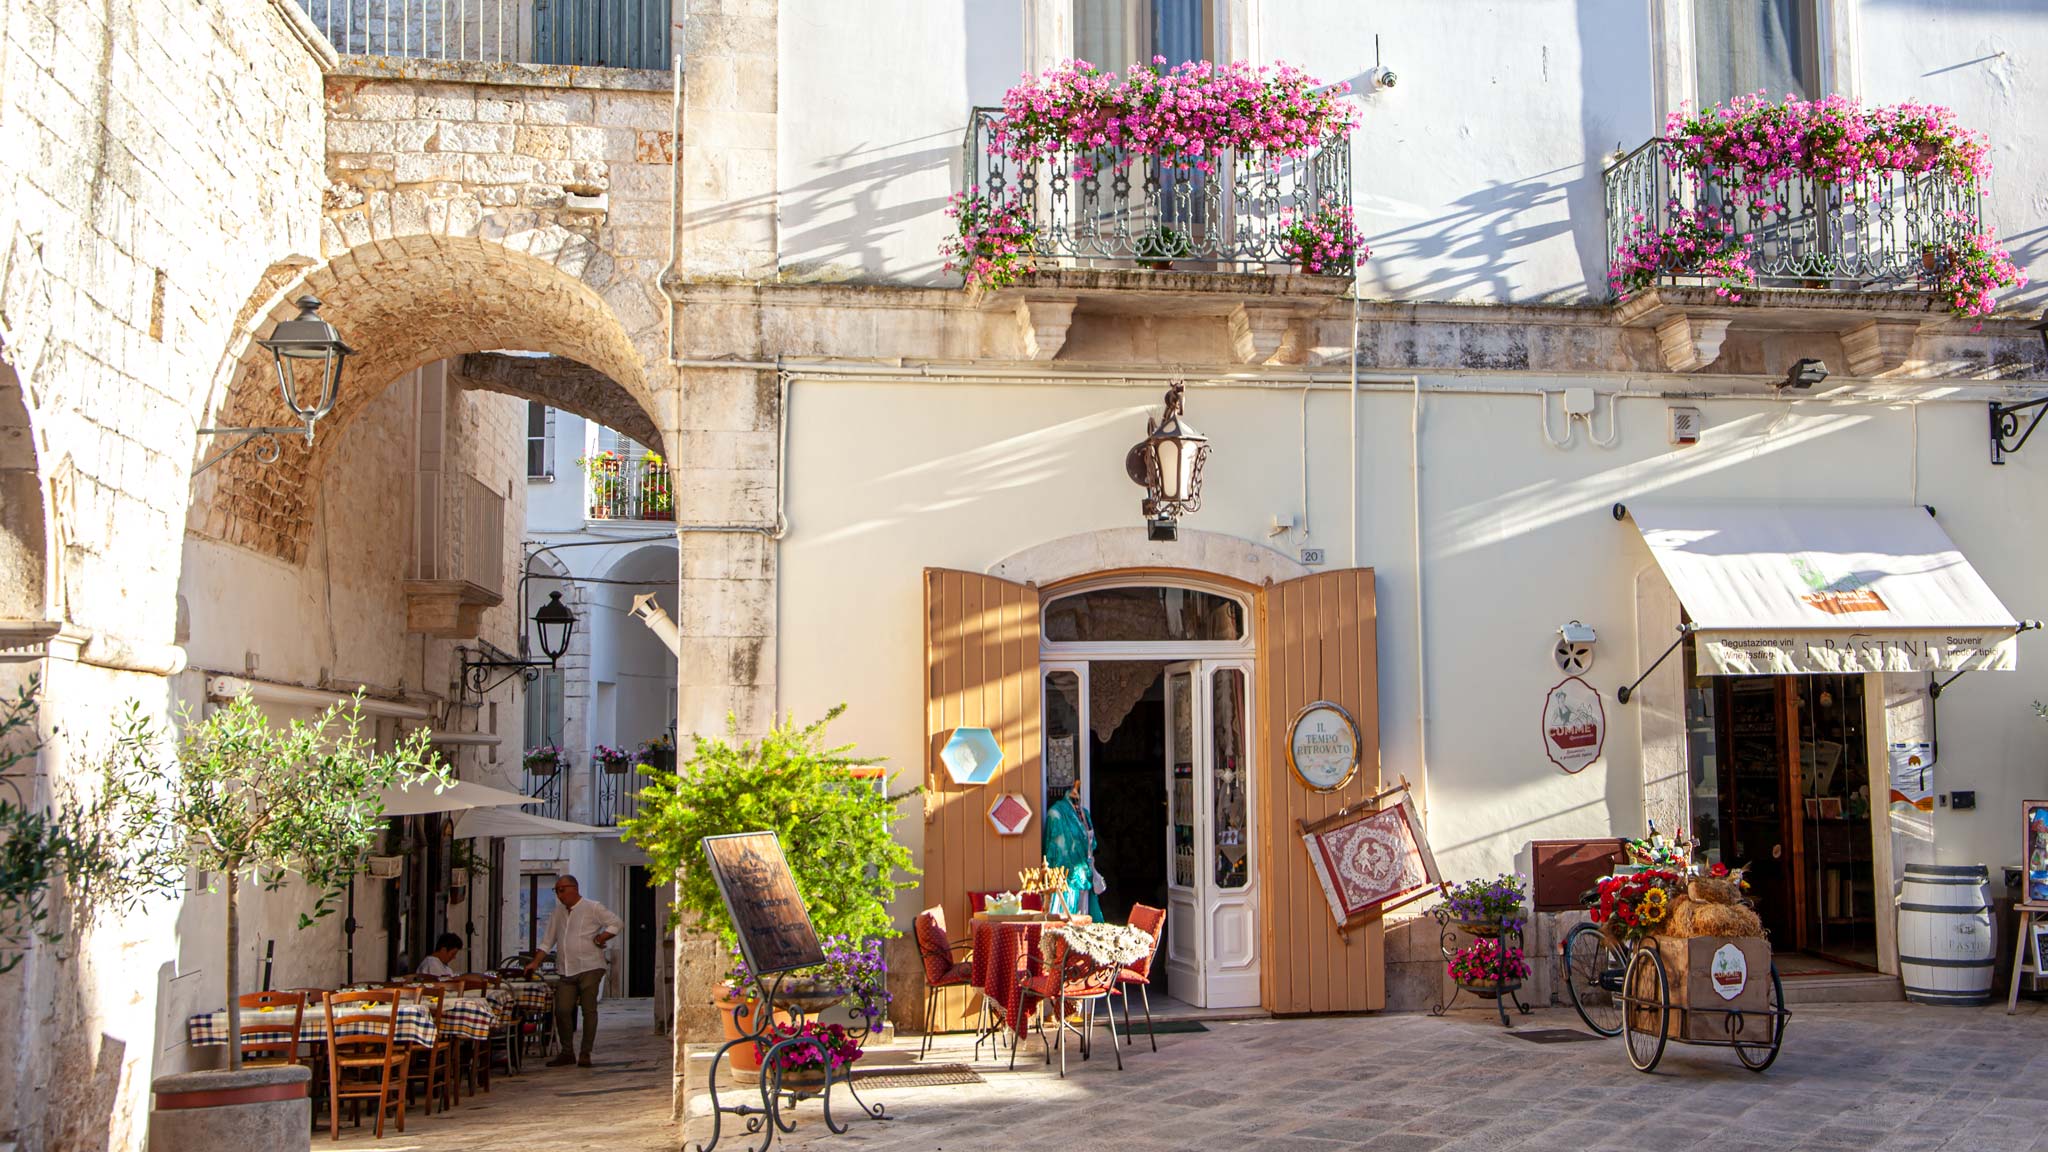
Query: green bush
622,706,918,949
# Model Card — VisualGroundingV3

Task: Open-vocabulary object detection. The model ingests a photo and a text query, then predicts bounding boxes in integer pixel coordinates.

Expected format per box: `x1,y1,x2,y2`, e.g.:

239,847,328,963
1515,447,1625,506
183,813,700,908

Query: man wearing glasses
525,874,624,1067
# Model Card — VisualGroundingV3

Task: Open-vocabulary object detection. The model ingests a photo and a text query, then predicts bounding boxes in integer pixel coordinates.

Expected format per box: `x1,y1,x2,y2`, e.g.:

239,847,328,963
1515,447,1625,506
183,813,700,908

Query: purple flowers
820,934,891,1034
1444,873,1528,932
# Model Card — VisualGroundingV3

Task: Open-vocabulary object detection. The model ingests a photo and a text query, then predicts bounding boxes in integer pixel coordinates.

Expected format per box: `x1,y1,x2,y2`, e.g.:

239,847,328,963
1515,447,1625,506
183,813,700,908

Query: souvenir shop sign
702,831,825,976
1288,702,1360,792
1542,676,1605,773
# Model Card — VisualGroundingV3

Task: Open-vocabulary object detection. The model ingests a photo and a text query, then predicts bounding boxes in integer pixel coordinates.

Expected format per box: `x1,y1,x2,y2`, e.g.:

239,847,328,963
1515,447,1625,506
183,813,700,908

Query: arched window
1042,584,1246,646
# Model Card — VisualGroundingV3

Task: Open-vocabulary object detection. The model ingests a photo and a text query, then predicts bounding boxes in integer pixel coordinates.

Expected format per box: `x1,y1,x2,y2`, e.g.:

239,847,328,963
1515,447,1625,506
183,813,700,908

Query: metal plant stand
693,972,888,1152
1428,907,1533,1027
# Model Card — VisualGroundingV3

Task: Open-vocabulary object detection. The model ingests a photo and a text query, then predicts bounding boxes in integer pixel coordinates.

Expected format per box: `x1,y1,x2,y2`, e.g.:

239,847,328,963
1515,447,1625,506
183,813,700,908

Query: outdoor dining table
500,979,554,1015
970,916,1059,1038
186,1000,443,1049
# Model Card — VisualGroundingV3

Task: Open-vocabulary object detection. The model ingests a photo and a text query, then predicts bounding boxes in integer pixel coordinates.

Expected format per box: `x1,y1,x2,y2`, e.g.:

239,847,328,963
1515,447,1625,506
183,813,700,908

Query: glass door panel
1203,663,1259,1007
1163,664,1201,998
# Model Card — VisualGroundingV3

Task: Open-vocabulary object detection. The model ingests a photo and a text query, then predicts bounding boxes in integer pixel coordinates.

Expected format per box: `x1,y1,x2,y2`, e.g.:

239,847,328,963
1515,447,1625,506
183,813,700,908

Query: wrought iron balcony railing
296,0,672,70
586,455,672,522
593,765,643,828
1604,139,1979,294
962,108,1354,276
523,764,564,822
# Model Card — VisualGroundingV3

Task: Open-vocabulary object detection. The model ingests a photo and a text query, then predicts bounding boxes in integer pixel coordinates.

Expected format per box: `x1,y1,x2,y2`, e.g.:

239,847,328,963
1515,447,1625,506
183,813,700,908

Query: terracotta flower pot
713,985,786,1075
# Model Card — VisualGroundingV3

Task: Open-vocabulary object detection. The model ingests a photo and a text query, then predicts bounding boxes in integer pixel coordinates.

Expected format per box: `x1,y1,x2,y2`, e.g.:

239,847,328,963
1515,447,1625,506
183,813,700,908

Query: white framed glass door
1163,660,1260,1009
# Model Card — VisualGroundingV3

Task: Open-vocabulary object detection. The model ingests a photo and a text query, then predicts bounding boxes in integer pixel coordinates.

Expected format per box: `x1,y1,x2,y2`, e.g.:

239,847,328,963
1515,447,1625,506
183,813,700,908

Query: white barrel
1896,863,1995,1005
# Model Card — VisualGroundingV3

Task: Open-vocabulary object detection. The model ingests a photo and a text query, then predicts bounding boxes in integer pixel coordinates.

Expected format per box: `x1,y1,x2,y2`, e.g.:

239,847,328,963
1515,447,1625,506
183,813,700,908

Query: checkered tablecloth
437,996,501,1042
186,1004,438,1049
502,980,554,1015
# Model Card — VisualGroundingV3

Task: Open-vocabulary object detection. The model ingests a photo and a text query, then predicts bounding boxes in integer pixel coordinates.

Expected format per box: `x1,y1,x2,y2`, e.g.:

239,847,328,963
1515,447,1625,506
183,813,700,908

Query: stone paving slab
721,1001,2048,1152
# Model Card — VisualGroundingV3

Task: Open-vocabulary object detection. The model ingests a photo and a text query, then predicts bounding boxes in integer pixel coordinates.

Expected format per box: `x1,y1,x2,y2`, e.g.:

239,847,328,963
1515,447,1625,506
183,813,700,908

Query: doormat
850,1064,985,1089
1508,1028,1603,1044
1094,1019,1210,1035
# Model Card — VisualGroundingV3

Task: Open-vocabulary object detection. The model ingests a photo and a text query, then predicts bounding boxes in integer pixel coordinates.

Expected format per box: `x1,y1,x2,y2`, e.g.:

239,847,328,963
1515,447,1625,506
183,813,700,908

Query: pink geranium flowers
1617,92,2021,317
1279,205,1366,276
942,188,1036,291
991,57,1355,179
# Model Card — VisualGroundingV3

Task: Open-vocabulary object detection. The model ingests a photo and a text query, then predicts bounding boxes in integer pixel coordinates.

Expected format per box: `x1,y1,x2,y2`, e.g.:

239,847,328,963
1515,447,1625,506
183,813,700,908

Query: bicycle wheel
1734,964,1785,1072
1621,946,1668,1073
1562,923,1626,1037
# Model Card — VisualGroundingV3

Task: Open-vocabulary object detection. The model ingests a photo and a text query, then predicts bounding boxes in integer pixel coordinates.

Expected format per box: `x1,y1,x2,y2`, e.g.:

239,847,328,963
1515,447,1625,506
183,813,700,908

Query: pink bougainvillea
990,57,1355,178
1617,92,2021,318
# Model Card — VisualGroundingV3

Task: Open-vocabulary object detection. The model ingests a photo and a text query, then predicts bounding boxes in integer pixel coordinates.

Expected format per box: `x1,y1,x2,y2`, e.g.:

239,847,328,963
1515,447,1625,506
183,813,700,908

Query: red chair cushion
915,909,958,986
933,960,973,987
1116,967,1149,984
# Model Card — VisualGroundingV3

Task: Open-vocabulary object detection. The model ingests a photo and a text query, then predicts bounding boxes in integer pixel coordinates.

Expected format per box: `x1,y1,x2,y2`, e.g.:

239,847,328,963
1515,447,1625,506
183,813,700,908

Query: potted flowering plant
1609,204,1756,303
593,743,633,775
943,189,1035,290
635,733,675,772
522,745,564,776
579,450,623,518
1921,219,2028,319
1447,938,1531,995
756,1021,864,1093
1278,205,1366,275
1442,873,1528,934
640,452,673,521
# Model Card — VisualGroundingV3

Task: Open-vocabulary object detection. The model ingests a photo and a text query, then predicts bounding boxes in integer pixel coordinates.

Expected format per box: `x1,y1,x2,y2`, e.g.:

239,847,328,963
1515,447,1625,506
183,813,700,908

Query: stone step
1780,973,1904,1004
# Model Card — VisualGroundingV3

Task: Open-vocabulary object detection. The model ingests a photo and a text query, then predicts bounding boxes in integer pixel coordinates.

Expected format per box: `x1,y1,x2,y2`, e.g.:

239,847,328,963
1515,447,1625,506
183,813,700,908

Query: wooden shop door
921,568,1042,1030
1255,568,1383,1014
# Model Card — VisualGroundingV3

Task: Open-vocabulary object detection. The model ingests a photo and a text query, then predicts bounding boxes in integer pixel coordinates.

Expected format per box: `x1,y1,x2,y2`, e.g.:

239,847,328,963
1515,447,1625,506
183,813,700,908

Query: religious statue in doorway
1044,778,1105,921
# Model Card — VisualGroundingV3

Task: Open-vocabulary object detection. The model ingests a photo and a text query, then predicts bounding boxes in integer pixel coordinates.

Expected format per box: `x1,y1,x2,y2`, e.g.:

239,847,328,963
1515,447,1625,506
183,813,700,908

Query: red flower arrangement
1446,938,1531,987
1589,869,1686,944
755,1021,863,1075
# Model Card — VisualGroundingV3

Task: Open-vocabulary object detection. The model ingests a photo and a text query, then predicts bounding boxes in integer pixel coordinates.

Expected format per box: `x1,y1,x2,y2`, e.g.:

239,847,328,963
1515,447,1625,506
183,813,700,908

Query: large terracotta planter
713,985,785,1075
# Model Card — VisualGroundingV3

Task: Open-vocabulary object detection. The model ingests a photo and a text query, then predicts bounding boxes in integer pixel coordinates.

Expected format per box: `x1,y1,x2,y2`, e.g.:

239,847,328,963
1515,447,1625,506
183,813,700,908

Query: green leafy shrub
622,707,918,950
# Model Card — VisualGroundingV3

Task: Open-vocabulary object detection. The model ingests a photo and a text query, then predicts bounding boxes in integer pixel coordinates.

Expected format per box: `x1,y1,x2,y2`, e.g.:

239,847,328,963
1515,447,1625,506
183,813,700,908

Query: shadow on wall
774,138,956,283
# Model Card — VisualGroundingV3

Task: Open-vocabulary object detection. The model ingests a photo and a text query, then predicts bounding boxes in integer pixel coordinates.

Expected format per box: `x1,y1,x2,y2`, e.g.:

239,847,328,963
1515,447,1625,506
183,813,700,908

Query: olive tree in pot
621,706,917,1072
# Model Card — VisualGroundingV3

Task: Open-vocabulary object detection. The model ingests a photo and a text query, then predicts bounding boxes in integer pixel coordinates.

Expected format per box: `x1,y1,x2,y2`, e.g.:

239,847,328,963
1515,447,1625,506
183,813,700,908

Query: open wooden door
922,568,1041,1029
1257,568,1382,1014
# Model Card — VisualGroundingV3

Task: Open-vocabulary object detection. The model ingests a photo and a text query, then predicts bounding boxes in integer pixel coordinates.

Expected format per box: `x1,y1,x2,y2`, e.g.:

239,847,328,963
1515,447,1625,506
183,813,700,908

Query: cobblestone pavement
708,1001,2048,1152
329,999,676,1151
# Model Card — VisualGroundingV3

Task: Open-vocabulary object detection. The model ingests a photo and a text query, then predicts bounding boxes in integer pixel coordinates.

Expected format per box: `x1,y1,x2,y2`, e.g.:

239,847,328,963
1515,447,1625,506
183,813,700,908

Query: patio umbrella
377,778,538,817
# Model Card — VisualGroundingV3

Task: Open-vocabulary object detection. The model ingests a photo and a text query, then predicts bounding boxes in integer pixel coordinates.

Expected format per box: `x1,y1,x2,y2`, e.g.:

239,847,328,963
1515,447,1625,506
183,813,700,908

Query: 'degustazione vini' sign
1695,629,2017,676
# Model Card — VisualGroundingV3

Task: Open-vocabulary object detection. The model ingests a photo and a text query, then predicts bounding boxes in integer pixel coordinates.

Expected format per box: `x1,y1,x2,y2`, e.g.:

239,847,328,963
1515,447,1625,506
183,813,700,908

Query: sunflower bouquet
1590,868,1686,944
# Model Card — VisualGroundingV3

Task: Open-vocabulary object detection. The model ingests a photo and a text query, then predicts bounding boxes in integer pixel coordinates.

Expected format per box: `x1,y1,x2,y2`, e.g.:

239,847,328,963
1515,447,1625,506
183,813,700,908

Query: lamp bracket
1989,397,2048,465
192,423,316,475
460,646,554,697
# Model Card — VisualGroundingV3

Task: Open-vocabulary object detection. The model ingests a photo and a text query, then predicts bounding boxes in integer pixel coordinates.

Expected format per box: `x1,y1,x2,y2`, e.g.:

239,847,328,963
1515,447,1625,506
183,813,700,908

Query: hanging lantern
1125,379,1209,540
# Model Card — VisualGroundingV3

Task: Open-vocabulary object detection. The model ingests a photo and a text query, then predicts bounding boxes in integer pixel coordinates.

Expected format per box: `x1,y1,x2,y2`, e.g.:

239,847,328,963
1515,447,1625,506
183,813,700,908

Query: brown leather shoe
577,1055,593,1067
546,1054,576,1067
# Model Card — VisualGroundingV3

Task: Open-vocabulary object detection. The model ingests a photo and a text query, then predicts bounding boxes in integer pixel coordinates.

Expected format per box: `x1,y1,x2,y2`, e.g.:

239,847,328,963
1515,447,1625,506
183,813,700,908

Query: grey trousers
555,968,604,1058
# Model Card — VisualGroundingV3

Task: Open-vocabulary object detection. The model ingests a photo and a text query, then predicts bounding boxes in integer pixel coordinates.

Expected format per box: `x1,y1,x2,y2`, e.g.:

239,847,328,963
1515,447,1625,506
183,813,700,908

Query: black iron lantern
463,590,579,695
1125,379,1209,539
533,592,576,663
196,295,355,473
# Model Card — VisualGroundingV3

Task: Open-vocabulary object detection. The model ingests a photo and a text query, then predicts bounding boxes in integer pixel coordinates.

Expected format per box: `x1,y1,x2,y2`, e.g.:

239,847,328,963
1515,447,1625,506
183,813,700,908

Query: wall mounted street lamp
461,592,577,695
1988,309,2048,464
195,296,354,473
1125,379,1210,542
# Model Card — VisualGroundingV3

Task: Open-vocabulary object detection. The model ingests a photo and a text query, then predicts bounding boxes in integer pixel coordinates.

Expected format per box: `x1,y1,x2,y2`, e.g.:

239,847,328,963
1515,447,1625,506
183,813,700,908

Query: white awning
452,806,612,840
1625,501,2023,676
378,778,538,817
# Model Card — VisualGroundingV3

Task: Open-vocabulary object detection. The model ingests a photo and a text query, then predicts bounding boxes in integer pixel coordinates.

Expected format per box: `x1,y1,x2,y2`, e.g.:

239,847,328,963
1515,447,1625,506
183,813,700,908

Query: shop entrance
1687,670,1878,971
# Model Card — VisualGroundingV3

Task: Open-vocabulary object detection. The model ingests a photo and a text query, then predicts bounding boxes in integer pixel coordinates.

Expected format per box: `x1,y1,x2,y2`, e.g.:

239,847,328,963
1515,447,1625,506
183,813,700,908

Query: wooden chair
913,907,980,1060
235,991,306,1068
1018,933,1122,1077
1112,904,1166,1052
405,987,459,1115
322,990,410,1140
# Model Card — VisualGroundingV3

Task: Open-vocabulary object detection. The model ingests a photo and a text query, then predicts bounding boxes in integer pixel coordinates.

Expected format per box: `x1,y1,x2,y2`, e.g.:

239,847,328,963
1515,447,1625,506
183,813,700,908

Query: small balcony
585,453,672,524
592,766,643,827
295,0,673,71
1602,138,1984,375
523,763,565,822
963,107,1354,278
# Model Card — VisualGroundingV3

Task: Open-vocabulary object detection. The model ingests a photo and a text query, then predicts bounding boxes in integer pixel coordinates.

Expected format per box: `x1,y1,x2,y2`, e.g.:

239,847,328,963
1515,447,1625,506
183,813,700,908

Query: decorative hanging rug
1040,921,1157,969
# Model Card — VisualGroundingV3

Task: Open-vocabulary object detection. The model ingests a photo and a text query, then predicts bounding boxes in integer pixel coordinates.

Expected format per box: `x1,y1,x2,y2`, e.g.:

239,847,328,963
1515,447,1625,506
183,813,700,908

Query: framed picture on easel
2032,924,2048,976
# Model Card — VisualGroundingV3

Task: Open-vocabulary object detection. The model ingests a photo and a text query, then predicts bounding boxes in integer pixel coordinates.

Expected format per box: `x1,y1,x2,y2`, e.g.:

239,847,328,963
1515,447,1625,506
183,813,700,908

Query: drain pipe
1411,372,1428,822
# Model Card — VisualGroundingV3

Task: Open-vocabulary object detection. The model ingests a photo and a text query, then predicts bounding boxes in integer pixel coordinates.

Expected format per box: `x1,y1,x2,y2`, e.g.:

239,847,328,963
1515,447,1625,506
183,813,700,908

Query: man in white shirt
418,932,462,979
526,874,623,1067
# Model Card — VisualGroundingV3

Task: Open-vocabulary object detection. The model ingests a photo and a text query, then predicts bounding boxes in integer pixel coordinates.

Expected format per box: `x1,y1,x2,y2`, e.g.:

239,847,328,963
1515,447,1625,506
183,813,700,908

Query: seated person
417,932,463,979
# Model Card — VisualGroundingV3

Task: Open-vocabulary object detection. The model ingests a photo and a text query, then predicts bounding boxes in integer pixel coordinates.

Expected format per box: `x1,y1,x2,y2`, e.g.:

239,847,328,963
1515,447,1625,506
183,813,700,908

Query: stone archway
988,526,1309,588
193,231,668,565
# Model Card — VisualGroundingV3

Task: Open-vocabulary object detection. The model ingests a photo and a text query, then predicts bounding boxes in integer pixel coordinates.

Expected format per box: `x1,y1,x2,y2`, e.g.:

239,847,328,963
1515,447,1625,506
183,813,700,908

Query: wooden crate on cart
1644,936,1773,1043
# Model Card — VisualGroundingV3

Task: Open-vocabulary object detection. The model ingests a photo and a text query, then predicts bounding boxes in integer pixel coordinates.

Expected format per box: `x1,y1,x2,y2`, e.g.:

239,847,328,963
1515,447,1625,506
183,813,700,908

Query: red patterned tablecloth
970,919,1051,1036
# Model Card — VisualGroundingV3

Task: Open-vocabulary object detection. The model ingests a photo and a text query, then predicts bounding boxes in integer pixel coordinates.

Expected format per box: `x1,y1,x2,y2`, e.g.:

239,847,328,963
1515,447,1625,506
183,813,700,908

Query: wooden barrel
1896,863,1995,1005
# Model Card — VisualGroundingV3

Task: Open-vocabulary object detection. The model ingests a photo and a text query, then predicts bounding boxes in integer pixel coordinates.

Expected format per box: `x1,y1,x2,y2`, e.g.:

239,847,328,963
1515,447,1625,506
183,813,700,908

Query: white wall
528,409,594,533
776,375,2048,908
776,0,2047,300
